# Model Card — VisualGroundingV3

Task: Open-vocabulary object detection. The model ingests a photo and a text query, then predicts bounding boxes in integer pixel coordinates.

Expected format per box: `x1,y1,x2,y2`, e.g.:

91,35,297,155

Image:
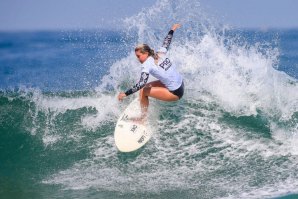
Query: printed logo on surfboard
120,114,129,122
137,130,148,144
130,124,138,133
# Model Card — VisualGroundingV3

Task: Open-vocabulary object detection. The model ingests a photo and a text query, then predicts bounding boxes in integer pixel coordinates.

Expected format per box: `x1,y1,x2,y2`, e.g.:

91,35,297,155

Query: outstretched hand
118,92,126,101
171,24,181,31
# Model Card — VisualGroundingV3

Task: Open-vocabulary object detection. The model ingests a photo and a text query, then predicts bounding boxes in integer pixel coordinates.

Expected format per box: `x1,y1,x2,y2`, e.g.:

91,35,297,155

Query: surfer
118,24,184,120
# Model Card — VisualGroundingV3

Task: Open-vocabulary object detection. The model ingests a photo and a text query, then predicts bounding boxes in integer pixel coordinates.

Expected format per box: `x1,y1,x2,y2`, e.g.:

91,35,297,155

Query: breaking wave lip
97,0,298,148
1,88,122,147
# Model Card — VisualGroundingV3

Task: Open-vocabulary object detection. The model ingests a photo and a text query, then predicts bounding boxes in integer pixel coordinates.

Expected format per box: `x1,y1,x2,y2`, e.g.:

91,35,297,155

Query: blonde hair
135,44,158,60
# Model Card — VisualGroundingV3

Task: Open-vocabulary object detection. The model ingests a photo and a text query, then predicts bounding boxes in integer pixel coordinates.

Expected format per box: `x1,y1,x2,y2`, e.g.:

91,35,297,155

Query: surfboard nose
114,98,152,152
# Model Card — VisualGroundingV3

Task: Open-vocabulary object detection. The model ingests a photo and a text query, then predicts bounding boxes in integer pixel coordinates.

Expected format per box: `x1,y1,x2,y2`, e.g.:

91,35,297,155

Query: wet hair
135,44,158,60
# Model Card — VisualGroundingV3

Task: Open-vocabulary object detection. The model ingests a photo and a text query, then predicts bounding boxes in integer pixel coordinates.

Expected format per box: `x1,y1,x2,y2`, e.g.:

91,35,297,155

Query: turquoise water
1,0,298,198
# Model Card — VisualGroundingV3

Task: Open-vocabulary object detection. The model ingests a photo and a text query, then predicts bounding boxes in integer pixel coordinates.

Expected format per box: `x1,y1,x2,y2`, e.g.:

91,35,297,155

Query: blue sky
0,0,297,31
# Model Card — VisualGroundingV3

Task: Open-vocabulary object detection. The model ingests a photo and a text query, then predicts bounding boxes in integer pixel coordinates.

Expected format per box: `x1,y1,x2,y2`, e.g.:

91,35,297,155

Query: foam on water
42,93,297,197
19,88,120,146
40,0,298,198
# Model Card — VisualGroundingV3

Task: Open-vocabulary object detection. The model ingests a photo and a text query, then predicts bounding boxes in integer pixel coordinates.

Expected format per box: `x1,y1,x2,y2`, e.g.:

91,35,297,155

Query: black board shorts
170,81,184,99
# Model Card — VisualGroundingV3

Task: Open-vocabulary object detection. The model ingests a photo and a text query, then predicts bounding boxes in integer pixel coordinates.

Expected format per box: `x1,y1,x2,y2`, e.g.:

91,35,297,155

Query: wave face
1,0,298,199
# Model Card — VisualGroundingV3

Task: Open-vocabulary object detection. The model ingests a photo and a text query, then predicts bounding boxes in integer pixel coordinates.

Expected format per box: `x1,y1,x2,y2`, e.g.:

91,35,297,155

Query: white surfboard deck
114,98,152,152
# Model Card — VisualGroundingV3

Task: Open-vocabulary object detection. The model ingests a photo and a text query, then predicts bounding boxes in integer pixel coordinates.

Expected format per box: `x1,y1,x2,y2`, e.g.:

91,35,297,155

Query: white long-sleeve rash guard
125,30,182,96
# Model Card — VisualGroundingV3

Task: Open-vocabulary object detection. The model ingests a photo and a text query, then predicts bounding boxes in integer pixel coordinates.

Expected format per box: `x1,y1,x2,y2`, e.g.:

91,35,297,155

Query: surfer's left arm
118,72,149,101
160,24,181,51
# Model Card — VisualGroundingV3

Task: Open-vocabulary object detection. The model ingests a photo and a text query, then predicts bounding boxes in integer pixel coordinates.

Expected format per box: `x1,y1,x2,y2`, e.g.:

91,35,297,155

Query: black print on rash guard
159,58,172,71
162,30,174,50
125,72,149,96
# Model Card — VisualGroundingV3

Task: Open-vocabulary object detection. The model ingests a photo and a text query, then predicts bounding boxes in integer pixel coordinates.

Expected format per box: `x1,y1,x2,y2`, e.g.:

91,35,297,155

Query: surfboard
114,98,152,152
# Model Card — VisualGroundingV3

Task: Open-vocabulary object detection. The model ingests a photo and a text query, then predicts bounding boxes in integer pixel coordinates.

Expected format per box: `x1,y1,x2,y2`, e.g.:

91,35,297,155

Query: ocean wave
1,0,298,198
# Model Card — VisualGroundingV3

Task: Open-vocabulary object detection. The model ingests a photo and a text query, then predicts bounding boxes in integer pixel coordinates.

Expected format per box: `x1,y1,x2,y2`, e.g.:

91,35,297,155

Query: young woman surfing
118,24,184,121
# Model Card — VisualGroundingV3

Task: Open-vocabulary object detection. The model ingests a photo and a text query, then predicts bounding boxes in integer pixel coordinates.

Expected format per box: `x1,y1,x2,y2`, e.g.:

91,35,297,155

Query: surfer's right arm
118,72,149,101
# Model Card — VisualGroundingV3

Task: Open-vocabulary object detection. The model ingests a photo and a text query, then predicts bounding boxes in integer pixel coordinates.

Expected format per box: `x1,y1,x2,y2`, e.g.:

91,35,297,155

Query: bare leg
139,80,179,119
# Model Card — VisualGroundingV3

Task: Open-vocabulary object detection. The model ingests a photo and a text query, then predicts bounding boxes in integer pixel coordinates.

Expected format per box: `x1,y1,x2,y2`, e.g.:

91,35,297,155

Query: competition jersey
125,30,183,96
141,53,182,91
